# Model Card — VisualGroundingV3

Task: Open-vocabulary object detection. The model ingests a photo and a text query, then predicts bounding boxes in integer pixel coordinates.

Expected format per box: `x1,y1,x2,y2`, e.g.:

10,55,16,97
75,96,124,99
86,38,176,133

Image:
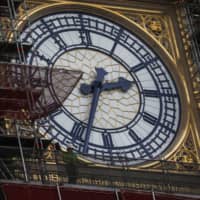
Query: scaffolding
184,0,200,69
0,62,82,120
0,1,200,199
0,0,82,181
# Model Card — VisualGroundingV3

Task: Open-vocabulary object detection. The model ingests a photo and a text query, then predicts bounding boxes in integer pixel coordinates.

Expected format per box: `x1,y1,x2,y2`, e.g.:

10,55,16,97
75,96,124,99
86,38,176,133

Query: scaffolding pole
56,183,62,200
15,121,28,182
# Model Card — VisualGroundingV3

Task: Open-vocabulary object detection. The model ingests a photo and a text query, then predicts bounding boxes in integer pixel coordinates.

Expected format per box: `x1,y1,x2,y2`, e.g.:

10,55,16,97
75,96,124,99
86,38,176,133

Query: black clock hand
102,77,133,92
80,77,133,95
81,68,107,153
95,68,108,82
80,68,133,153
83,84,101,153
80,68,107,95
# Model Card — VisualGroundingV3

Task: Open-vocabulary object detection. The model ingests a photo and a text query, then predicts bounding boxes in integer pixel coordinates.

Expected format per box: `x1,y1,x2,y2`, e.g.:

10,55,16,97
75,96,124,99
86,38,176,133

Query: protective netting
0,62,82,120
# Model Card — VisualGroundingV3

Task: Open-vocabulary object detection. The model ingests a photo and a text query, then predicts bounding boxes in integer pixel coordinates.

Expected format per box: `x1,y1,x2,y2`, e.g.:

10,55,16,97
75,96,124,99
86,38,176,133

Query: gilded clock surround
9,0,200,169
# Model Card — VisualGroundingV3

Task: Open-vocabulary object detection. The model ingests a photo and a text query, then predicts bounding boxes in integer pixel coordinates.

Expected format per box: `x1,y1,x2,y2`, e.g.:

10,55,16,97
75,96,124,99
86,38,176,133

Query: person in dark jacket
62,144,78,184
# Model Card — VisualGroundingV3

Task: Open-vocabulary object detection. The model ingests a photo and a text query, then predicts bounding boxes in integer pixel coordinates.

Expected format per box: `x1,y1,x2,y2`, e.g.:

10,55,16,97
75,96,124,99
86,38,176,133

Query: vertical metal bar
25,68,34,118
33,121,47,184
185,4,200,69
56,183,62,200
7,0,23,63
11,0,26,63
22,0,36,64
152,189,156,200
160,159,166,191
15,121,29,182
115,189,120,200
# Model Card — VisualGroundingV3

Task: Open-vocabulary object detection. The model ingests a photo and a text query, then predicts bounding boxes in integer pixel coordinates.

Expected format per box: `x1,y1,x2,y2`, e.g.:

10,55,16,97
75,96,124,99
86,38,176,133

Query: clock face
21,12,181,166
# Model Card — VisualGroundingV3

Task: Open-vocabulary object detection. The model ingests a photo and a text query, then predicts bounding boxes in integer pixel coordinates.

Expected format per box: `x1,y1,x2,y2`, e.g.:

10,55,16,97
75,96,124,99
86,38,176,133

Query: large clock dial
21,12,181,166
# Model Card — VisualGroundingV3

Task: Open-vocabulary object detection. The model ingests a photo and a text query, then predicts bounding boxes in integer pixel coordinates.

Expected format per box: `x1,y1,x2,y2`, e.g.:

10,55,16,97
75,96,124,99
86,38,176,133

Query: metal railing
0,150,200,195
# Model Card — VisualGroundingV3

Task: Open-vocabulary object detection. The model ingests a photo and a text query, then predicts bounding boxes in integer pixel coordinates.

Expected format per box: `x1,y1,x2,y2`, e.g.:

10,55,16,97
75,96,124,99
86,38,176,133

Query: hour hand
95,68,108,82
102,77,133,92
80,68,108,95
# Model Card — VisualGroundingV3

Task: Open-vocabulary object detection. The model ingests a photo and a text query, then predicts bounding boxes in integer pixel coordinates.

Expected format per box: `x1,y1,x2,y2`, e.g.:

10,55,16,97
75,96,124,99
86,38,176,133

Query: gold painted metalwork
171,6,200,166
18,2,177,62
48,173,59,182
146,17,163,36
44,144,55,160
174,147,199,170
3,0,199,172
15,1,185,168
176,8,200,112
0,17,12,41
108,10,177,61
171,124,200,165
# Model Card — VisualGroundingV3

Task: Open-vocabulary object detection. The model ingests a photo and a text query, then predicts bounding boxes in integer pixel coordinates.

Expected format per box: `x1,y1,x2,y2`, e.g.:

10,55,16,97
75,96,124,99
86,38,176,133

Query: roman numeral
77,14,92,46
130,58,158,73
41,19,66,49
110,28,123,55
33,50,52,65
143,89,178,102
128,129,153,158
79,30,92,46
71,122,85,142
130,63,145,73
102,133,113,148
50,109,62,119
128,129,141,143
143,112,157,125
143,89,160,98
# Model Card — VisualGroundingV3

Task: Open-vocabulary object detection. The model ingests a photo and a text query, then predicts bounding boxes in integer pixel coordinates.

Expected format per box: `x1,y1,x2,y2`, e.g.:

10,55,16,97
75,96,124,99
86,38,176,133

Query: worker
62,144,78,184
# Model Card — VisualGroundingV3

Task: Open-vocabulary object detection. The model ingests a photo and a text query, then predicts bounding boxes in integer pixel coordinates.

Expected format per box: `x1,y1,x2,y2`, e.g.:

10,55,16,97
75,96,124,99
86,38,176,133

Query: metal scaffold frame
0,62,82,120
184,0,200,69
0,0,32,182
0,2,199,199
0,0,82,182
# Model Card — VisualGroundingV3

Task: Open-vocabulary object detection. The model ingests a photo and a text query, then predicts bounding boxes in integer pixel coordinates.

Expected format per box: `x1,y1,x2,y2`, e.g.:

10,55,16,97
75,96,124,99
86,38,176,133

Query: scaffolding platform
0,0,23,17
0,42,32,62
0,135,51,158
0,62,82,120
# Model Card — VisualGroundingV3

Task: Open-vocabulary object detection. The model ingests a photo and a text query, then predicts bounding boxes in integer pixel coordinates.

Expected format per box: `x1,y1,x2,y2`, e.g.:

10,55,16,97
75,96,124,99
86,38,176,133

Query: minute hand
102,77,132,92
83,84,101,153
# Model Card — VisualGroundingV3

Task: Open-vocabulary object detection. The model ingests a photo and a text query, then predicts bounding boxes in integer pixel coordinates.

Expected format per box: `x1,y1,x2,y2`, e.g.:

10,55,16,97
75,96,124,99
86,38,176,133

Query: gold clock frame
14,0,200,169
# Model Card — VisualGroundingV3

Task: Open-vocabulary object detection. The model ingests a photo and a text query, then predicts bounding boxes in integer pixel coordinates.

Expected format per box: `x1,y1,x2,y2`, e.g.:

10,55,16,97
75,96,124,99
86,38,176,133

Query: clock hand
102,77,133,92
81,68,107,153
80,68,108,95
95,68,108,82
80,77,132,95
83,84,101,153
80,68,132,153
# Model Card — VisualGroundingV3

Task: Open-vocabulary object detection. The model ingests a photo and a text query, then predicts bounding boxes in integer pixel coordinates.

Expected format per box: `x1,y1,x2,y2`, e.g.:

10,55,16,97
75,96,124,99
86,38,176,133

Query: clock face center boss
21,12,181,165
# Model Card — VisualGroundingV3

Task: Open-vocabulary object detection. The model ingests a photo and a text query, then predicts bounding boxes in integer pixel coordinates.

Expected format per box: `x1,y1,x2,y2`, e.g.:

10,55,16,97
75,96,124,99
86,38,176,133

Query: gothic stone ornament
21,12,181,166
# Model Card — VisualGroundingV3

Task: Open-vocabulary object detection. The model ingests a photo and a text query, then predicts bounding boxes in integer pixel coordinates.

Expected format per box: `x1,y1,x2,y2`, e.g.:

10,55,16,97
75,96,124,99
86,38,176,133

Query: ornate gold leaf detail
0,17,12,40
116,11,175,59
145,16,164,36
177,8,200,112
170,131,200,171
